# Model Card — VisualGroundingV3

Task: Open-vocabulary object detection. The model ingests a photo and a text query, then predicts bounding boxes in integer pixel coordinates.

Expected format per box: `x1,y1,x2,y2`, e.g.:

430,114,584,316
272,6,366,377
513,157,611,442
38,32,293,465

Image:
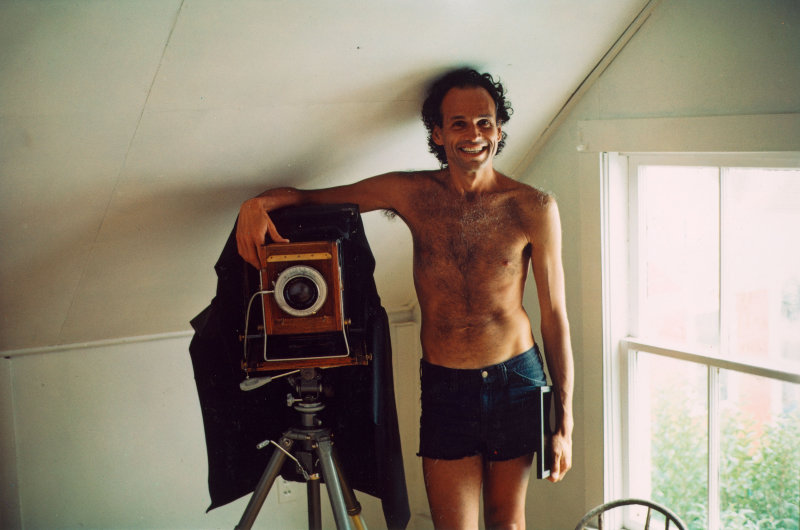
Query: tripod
236,369,366,530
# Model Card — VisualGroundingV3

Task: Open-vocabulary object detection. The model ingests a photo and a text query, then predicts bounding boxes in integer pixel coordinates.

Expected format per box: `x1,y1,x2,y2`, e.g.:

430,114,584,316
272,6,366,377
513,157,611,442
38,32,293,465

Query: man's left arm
529,197,574,483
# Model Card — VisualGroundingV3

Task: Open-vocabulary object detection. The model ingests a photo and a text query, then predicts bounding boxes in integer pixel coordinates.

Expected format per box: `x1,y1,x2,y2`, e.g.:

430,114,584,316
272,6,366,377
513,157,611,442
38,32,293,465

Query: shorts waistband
420,344,541,385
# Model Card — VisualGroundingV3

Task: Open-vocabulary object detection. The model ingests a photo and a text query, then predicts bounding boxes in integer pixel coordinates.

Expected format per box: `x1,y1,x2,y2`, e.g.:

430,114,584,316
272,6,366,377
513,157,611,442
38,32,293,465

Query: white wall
0,321,430,530
521,0,800,528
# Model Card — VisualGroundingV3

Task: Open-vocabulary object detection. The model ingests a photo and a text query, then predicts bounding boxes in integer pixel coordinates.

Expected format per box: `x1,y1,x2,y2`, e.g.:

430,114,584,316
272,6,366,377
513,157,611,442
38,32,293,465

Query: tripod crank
235,435,294,530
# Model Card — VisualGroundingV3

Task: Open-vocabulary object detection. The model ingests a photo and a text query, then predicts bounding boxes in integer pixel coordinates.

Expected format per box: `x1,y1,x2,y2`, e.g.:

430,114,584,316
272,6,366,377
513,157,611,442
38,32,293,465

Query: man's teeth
460,146,485,153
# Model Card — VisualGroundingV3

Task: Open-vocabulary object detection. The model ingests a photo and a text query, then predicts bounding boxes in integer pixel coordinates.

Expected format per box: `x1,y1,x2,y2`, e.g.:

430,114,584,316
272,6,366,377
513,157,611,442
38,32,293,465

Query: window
605,154,800,530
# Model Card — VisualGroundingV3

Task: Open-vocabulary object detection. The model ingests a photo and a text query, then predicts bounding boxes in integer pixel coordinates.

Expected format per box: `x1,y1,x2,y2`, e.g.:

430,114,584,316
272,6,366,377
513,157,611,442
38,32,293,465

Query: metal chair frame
574,498,687,530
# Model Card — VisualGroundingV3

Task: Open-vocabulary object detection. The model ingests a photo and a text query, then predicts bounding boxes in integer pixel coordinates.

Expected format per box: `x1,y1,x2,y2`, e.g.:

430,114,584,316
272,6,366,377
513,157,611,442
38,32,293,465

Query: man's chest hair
408,183,525,234
406,186,531,270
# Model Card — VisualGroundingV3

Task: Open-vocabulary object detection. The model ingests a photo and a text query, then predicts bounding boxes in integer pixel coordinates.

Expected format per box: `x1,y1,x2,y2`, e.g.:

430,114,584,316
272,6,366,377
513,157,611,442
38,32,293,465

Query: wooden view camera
239,236,369,373
239,204,373,374
261,240,345,336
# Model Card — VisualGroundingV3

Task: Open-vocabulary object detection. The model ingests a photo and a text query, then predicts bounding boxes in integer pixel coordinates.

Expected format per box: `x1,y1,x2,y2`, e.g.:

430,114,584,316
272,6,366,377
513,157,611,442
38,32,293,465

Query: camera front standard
260,240,345,336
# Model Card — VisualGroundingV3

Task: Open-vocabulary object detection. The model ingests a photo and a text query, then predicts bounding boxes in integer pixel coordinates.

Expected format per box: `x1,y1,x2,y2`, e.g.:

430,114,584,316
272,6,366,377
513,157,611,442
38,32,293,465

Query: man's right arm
235,173,406,268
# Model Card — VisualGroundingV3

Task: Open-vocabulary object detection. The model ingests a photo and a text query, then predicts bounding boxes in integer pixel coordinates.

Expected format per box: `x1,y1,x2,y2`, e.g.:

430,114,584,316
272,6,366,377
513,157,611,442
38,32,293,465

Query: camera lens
274,265,328,317
284,277,318,310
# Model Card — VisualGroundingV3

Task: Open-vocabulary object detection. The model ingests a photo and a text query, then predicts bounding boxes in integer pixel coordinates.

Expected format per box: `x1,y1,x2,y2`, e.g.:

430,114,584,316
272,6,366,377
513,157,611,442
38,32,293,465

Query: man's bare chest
403,189,530,272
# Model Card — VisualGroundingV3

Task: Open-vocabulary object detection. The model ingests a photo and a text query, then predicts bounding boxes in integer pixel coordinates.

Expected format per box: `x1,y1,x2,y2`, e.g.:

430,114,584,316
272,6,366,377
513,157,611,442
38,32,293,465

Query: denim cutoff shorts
418,345,547,462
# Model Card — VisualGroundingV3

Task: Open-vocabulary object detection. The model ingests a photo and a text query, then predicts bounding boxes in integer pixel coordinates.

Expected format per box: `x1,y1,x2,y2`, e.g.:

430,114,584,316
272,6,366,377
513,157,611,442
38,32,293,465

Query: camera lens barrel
284,277,318,309
274,265,328,317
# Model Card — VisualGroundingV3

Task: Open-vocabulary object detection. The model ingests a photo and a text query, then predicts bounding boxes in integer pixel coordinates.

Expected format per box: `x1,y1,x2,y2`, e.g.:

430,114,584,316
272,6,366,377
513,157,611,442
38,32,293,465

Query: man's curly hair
421,68,513,166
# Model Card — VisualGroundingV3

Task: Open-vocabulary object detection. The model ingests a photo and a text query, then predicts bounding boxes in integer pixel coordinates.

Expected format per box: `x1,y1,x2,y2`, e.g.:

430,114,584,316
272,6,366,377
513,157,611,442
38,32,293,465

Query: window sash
623,338,800,530
623,337,800,386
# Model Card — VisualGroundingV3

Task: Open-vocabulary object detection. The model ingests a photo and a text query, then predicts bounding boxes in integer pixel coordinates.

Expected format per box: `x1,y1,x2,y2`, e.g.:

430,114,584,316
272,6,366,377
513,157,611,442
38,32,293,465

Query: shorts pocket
508,360,547,387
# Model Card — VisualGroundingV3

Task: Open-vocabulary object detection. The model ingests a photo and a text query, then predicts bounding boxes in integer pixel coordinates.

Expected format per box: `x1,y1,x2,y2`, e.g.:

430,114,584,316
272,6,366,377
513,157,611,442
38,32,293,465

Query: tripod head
285,368,330,428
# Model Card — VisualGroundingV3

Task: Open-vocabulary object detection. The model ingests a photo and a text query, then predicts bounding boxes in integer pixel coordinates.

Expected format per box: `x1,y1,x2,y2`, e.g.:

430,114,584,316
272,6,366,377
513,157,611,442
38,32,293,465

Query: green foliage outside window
651,395,799,529
650,394,708,528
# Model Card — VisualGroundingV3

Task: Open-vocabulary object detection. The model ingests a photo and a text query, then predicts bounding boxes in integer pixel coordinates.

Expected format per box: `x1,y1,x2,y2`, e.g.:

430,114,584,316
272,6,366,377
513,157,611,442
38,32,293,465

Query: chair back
574,498,687,530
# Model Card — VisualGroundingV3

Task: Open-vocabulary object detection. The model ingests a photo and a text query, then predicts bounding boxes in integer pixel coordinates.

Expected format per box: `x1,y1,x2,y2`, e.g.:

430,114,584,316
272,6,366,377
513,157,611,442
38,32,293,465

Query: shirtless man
236,68,574,529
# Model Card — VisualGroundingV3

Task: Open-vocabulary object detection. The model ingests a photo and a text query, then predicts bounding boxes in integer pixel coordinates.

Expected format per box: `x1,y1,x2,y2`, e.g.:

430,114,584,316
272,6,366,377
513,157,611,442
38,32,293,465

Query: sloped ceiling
0,0,648,351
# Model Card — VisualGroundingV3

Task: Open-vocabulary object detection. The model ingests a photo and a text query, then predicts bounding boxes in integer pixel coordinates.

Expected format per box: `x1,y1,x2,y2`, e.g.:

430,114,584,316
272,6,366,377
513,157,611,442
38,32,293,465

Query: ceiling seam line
510,0,663,178
119,0,186,176
55,0,187,341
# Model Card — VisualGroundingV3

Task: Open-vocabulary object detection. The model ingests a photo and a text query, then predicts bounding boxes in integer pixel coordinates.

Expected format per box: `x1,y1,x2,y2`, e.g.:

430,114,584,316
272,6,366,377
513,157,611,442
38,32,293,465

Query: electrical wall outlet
277,477,298,504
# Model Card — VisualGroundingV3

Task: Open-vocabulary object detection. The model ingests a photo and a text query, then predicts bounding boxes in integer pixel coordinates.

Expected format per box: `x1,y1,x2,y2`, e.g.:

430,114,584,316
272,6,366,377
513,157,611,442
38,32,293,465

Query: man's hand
547,429,572,483
235,196,289,269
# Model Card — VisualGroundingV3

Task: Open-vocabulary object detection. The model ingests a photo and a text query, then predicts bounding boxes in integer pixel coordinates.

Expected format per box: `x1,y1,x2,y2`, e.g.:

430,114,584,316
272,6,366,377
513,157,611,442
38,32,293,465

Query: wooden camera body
260,240,345,336
240,204,372,373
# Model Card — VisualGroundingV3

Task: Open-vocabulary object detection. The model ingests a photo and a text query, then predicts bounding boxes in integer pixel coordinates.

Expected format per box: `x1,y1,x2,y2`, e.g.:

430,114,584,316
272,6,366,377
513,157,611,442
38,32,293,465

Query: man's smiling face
433,86,502,173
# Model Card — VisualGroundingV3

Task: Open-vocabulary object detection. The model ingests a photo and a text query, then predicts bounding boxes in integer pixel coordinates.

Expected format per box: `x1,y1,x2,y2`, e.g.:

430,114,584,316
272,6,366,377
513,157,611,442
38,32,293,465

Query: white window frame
578,113,800,528
602,151,800,530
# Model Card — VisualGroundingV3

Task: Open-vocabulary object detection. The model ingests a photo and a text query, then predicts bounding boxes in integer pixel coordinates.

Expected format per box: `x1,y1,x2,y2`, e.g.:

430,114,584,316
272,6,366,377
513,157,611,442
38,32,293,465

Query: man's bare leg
482,453,534,529
423,455,483,529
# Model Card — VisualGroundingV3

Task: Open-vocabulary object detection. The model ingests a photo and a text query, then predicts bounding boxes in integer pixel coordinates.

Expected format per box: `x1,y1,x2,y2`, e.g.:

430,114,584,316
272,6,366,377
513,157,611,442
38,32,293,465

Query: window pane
639,166,720,348
723,168,800,366
633,353,709,529
719,371,800,529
